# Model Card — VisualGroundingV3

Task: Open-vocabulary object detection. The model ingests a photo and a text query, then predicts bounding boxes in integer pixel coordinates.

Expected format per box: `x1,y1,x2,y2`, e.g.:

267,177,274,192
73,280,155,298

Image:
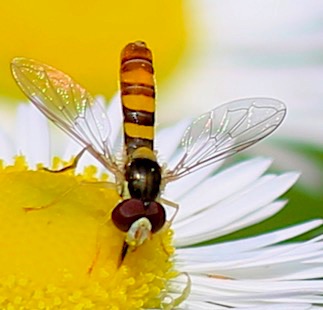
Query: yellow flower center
0,156,177,309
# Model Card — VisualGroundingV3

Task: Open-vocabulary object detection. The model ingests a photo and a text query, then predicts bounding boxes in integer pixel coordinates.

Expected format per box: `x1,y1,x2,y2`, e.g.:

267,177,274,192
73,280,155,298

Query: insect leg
158,272,191,310
44,146,88,173
159,197,179,226
24,185,78,212
24,179,118,213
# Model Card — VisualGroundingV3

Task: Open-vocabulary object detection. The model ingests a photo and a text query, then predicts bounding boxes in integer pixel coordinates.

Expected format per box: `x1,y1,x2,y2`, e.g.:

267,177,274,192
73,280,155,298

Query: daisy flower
0,97,322,309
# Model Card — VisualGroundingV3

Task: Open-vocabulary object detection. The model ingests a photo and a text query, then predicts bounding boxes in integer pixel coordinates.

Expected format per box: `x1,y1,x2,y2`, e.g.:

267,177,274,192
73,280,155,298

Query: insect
11,41,286,265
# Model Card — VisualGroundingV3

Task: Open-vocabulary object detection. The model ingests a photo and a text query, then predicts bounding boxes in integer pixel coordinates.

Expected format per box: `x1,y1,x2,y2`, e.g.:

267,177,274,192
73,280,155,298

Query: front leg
43,147,88,173
159,197,179,226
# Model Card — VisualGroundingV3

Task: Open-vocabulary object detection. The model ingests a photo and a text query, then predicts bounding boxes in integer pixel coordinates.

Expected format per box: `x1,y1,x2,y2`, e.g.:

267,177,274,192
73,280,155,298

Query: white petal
183,302,316,310
183,274,323,308
16,104,50,167
176,220,322,259
0,129,15,162
174,157,273,222
174,172,299,246
192,200,287,242
164,164,218,202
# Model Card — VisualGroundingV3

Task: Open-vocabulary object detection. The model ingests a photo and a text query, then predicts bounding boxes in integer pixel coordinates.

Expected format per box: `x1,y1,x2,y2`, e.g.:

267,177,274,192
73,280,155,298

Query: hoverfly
11,41,286,265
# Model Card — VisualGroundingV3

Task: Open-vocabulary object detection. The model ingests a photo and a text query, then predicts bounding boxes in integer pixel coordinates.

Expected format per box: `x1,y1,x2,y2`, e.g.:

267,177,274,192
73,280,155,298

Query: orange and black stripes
120,41,156,156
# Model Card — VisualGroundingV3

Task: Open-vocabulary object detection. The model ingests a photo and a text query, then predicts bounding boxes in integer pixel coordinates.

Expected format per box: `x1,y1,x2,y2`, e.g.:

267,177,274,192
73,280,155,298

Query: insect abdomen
120,41,155,156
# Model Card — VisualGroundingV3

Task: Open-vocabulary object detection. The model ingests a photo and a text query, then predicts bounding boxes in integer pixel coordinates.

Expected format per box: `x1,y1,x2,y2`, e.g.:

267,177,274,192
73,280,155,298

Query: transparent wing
11,57,122,178
164,98,286,182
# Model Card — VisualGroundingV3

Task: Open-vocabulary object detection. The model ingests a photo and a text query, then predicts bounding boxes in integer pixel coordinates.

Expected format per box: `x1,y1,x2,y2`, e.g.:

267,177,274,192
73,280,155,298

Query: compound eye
112,199,146,232
145,202,166,233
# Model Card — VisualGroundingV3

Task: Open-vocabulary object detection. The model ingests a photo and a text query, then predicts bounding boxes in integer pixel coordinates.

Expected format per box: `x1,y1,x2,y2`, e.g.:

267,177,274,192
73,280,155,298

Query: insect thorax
125,156,162,202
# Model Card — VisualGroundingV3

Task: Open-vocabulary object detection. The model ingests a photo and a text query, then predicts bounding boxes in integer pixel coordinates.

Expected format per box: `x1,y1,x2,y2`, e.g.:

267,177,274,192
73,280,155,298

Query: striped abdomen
120,41,155,156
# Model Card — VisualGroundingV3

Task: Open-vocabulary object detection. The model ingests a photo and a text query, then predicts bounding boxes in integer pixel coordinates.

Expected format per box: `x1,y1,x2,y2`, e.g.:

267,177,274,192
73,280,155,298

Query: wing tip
10,57,31,79
11,57,42,73
241,97,287,122
254,97,287,113
11,57,26,68
10,58,22,81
